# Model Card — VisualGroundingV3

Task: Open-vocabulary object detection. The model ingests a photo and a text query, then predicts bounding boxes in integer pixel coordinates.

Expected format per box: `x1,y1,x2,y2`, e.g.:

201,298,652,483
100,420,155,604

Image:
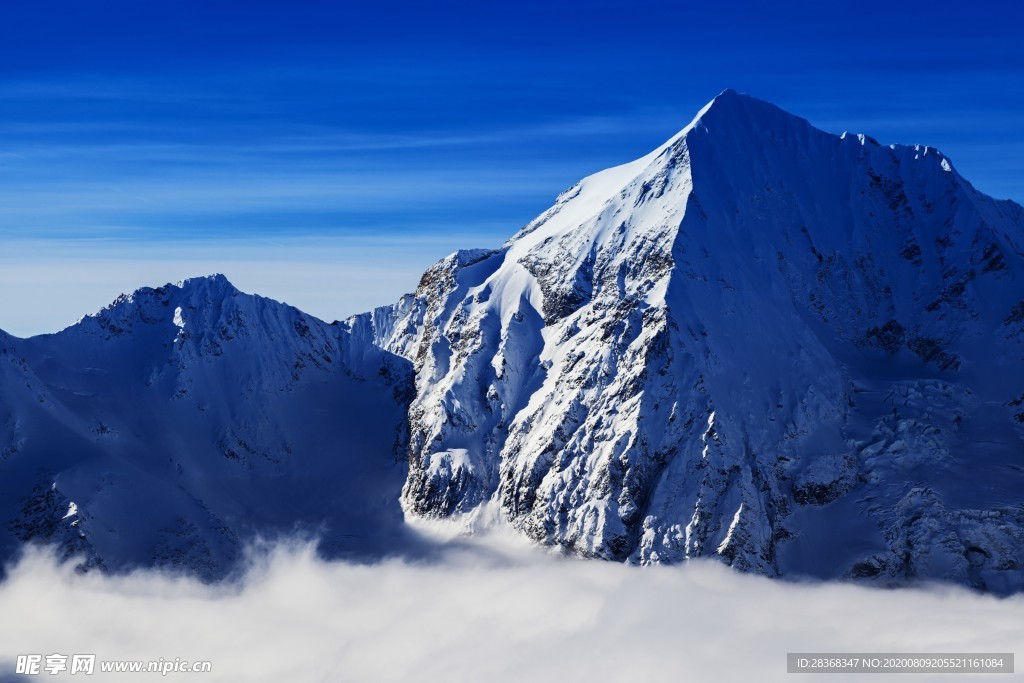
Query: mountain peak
706,87,749,108
174,273,237,295
394,90,1024,591
53,274,244,339
113,273,239,310
686,88,811,138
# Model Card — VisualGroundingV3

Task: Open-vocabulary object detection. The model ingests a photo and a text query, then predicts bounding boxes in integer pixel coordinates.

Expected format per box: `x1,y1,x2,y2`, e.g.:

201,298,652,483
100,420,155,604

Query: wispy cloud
0,86,679,244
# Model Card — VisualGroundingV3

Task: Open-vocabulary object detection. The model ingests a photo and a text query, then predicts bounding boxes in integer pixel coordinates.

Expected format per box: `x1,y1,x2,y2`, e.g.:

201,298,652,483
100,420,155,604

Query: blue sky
2,0,1022,335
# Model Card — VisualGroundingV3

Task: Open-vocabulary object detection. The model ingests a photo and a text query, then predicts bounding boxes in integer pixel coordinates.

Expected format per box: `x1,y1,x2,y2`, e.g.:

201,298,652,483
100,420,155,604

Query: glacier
2,90,1023,592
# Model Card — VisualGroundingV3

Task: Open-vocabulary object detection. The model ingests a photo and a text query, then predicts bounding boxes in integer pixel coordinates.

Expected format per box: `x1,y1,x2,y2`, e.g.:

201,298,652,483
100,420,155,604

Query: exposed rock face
364,90,1024,592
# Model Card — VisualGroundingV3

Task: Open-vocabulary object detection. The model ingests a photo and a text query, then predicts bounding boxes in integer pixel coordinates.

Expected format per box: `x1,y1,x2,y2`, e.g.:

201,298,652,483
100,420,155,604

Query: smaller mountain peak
76,274,241,335
175,273,238,294
444,249,500,269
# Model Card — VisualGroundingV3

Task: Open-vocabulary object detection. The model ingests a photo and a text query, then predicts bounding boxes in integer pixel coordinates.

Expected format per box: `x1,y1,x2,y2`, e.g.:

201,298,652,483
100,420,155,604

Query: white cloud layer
0,528,1020,683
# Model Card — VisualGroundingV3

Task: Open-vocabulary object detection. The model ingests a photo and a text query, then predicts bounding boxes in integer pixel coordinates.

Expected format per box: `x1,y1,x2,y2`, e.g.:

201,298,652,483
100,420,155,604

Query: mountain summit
364,90,1024,592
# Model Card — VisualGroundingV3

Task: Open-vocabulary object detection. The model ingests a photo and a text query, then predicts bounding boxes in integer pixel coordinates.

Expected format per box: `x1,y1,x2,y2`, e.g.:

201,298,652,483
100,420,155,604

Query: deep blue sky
1,0,1022,334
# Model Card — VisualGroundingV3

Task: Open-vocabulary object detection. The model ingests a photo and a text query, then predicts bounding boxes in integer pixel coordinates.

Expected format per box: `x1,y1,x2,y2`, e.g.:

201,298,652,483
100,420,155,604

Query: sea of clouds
0,526,1020,682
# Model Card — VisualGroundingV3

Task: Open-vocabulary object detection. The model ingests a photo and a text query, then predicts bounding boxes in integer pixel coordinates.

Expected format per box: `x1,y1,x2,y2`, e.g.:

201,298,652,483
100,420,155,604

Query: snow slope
361,90,1024,593
0,275,414,578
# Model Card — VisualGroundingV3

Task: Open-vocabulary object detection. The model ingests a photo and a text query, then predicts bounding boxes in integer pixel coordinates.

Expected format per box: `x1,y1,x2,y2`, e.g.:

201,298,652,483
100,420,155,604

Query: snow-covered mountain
4,91,1024,593
0,275,414,579
361,90,1024,593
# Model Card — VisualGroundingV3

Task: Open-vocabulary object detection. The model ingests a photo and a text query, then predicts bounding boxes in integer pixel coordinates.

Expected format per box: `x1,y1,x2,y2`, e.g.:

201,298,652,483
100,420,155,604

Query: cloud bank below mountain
0,530,1019,682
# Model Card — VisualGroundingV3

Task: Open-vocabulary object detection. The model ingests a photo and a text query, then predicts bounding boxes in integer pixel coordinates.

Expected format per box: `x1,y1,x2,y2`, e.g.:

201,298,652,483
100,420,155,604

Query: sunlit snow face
0,531,1019,683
